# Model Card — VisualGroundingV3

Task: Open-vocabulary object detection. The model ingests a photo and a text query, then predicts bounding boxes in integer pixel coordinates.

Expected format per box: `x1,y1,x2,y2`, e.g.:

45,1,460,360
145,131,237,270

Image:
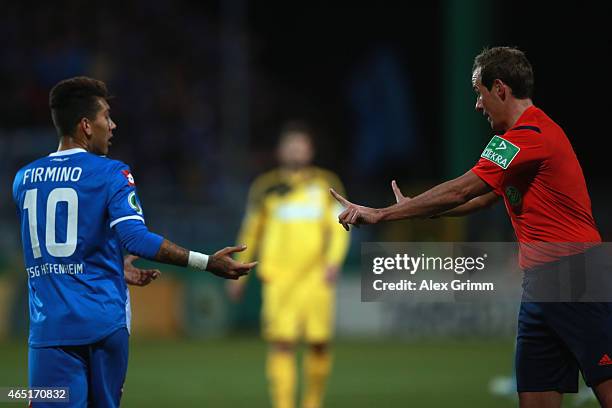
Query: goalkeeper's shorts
262,278,335,343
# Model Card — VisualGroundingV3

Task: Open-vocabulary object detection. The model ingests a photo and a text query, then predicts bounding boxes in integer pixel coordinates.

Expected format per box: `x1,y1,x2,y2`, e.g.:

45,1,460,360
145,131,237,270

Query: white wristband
188,251,209,271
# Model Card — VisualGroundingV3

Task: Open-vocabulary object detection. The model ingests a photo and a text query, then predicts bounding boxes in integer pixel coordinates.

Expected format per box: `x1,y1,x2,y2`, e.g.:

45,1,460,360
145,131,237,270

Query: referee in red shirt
331,47,612,407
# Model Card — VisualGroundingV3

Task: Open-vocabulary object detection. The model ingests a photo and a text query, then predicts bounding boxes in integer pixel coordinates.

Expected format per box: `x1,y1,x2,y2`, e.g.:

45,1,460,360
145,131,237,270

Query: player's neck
281,165,309,175
505,98,534,131
57,135,88,152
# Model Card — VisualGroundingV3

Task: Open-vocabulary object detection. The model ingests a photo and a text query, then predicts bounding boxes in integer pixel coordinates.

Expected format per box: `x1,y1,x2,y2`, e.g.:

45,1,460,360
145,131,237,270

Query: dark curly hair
49,76,109,137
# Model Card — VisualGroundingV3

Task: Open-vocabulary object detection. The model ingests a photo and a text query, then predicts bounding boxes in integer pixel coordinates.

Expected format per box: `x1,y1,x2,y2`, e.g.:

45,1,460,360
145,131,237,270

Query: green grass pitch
0,337,599,407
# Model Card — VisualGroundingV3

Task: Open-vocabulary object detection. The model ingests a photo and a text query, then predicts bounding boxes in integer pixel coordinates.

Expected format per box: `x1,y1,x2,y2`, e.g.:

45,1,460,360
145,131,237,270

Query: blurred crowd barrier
0,265,519,341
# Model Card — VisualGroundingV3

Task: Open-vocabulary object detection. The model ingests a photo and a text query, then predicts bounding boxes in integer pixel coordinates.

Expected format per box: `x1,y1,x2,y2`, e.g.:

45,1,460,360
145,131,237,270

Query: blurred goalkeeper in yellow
227,122,350,408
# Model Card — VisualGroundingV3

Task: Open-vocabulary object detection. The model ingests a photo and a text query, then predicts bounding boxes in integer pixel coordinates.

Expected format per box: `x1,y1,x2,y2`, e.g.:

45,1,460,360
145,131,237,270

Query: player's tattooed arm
154,239,257,280
154,239,189,266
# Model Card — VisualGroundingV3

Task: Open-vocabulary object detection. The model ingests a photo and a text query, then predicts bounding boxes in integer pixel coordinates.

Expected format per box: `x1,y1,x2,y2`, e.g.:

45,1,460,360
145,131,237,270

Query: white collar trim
49,148,87,157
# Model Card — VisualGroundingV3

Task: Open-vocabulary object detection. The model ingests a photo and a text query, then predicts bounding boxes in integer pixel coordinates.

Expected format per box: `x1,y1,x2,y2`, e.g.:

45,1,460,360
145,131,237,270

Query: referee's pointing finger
329,188,349,207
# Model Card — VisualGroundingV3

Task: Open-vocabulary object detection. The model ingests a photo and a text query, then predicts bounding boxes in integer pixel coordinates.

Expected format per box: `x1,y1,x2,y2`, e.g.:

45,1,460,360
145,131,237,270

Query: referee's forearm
379,179,471,221
436,192,499,218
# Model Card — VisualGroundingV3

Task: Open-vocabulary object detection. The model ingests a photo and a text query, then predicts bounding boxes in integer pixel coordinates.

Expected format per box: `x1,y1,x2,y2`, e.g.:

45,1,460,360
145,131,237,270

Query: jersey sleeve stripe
511,125,541,133
109,215,145,228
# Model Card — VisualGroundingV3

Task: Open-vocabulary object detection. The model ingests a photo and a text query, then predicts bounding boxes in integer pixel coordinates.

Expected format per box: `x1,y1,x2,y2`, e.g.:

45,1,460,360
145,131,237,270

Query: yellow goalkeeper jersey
236,166,350,283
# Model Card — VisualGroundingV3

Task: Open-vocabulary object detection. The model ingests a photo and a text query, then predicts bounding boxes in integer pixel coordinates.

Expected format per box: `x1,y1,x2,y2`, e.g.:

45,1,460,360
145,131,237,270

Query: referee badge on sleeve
480,136,520,169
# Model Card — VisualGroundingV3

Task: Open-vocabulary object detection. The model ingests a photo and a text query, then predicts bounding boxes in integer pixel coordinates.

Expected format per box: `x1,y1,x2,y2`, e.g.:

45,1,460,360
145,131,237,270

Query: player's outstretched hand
329,188,381,231
124,255,161,286
391,180,411,204
207,245,257,280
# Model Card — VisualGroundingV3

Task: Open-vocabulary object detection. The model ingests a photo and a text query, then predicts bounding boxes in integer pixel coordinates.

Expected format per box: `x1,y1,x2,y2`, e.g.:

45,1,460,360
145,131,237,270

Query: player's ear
80,117,93,138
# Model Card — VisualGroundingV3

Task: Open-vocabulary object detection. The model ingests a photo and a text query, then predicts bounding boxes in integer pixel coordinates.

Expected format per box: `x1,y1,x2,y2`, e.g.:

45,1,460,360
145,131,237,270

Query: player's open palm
207,245,257,280
124,255,161,286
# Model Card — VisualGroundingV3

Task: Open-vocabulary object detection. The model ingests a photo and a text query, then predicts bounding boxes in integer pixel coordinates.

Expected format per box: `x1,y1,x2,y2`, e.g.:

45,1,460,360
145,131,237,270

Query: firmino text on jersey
22,167,83,184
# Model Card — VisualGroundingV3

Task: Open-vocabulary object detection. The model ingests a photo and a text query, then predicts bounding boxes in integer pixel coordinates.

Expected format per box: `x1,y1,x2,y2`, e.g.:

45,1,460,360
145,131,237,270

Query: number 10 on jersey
22,188,79,258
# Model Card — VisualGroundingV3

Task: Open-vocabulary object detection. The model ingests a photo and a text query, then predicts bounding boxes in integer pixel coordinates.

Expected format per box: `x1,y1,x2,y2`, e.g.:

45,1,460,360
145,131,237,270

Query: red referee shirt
471,106,601,269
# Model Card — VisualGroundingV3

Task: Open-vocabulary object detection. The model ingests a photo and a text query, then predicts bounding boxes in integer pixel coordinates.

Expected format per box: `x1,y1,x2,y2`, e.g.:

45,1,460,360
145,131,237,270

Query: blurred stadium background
0,1,609,407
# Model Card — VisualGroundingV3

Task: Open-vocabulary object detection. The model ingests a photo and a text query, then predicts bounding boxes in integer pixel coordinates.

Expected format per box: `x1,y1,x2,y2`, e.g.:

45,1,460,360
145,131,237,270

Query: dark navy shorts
516,301,612,392
516,247,612,392
29,327,129,407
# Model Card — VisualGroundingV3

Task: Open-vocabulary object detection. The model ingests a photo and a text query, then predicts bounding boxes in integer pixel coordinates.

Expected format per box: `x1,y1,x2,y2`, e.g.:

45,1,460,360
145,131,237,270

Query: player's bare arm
155,239,190,266
330,171,492,230
154,239,257,280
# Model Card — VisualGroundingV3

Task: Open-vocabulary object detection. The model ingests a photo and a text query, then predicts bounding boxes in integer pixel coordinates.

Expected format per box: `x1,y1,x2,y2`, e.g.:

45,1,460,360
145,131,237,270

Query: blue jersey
13,148,149,347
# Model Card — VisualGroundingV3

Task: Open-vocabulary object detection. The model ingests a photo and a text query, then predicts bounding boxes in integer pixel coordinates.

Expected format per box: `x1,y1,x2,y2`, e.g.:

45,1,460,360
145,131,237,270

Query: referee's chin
490,122,505,134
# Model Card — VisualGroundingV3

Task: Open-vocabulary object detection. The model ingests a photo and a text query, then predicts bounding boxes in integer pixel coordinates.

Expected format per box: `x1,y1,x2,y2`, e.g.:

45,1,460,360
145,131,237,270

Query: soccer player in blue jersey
12,77,257,408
